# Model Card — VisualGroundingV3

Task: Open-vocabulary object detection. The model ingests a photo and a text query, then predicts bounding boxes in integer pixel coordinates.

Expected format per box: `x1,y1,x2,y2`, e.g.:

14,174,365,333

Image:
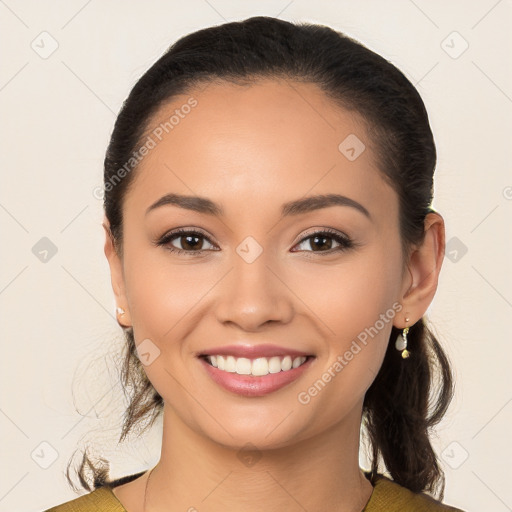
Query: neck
144,402,373,512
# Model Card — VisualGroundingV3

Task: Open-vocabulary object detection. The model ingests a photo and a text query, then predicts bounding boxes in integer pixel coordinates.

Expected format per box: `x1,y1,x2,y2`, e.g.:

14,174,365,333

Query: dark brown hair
67,16,454,500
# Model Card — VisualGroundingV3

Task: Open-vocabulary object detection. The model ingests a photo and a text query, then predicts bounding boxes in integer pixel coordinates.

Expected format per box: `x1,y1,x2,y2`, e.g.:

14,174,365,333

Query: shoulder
42,471,145,512
364,473,466,512
42,486,125,512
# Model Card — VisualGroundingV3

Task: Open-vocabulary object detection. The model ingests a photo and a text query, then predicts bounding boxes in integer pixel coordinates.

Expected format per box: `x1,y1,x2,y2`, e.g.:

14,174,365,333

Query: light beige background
1,1,511,511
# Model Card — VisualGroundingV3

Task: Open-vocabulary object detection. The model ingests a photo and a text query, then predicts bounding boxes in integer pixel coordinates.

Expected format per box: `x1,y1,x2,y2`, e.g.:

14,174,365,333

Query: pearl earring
116,307,125,316
395,317,411,359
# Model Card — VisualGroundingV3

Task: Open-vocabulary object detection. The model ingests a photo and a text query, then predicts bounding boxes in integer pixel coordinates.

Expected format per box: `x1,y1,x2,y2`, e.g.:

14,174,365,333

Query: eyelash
155,227,355,256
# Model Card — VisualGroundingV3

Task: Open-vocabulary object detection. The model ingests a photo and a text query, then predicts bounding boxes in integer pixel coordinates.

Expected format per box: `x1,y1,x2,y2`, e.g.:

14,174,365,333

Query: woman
45,16,465,512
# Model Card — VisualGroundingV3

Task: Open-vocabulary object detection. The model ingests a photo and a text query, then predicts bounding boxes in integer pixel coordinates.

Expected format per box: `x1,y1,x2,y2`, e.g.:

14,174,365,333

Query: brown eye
173,233,204,251
157,229,217,254
292,229,353,254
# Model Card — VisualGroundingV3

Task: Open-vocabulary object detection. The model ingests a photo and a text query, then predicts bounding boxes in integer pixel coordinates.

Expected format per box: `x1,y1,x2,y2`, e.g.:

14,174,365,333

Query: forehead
124,79,397,222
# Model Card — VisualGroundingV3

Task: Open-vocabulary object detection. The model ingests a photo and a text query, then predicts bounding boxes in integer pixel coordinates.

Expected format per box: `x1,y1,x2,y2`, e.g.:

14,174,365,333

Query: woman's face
109,78,411,449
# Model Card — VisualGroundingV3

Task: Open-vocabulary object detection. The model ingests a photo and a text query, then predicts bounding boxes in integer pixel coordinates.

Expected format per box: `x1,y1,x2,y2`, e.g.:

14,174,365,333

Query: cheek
291,243,403,411
292,246,403,349
299,245,402,416
120,244,215,422
122,239,215,344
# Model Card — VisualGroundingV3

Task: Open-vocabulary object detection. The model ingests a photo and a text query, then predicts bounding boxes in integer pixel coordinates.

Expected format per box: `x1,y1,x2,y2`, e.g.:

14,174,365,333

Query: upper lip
198,343,313,359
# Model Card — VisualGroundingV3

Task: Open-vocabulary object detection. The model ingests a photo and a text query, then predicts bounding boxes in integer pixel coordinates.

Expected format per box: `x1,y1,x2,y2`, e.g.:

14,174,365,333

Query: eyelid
293,226,351,244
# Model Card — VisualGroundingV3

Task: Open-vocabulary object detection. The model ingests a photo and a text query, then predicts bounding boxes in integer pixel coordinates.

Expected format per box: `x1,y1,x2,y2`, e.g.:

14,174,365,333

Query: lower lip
200,357,314,397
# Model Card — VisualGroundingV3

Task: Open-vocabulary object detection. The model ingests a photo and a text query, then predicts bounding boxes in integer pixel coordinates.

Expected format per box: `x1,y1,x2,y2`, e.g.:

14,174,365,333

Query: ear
395,212,445,328
102,216,132,328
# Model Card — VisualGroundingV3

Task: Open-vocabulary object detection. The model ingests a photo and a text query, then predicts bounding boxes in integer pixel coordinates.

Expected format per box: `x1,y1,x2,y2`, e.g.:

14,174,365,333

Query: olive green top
43,472,465,511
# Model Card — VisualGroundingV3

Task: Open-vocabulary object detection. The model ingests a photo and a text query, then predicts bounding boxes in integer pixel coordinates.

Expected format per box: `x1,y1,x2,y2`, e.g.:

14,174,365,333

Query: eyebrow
145,193,371,220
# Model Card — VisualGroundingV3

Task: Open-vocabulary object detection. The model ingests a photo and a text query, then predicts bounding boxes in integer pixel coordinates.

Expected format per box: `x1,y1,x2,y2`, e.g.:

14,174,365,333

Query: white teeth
235,357,252,375
268,356,282,374
281,355,292,371
205,355,307,376
251,358,269,376
225,356,236,373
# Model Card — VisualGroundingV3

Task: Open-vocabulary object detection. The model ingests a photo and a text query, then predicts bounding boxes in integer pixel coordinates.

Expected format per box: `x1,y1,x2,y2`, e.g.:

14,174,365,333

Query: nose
214,251,294,331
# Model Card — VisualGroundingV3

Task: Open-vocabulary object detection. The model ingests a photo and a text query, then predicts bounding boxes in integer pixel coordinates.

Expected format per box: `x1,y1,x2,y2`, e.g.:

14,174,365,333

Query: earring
116,306,125,316
395,317,411,359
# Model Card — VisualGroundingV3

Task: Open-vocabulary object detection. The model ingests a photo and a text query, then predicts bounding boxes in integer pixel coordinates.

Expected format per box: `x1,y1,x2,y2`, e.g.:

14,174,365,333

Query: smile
199,353,315,397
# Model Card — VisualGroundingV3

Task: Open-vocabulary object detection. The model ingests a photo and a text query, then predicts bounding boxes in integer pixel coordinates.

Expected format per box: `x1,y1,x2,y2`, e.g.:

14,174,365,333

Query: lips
197,343,315,397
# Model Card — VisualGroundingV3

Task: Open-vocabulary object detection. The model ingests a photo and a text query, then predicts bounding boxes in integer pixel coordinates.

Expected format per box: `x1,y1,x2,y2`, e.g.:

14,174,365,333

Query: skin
103,78,445,512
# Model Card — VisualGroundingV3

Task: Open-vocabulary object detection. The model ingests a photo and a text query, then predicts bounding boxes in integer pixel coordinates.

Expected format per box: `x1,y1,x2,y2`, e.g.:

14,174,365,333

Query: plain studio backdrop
1,1,511,511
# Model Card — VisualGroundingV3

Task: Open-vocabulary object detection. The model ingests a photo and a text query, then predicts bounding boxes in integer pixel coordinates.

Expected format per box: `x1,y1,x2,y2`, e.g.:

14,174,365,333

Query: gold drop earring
395,317,411,359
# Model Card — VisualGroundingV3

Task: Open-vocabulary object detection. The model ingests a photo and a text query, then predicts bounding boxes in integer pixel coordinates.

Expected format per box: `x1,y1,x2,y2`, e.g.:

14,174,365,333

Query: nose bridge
214,241,294,330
